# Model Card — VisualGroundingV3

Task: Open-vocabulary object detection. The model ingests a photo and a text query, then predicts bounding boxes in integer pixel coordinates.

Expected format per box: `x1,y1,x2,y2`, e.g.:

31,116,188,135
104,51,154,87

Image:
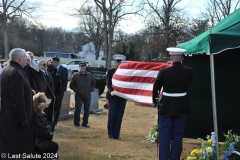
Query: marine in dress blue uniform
106,54,127,139
152,47,193,160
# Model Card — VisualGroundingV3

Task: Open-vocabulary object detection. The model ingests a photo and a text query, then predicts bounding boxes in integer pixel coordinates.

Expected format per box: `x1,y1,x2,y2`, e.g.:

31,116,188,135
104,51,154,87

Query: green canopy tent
177,8,240,159
178,8,240,55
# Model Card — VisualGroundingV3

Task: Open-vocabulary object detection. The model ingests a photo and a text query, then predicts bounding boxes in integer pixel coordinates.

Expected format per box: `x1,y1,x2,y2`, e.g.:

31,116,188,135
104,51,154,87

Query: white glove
111,91,115,96
152,102,156,107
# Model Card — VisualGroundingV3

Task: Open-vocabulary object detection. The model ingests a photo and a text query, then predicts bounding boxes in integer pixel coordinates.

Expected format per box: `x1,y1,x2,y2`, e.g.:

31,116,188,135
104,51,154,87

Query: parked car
86,67,108,96
33,59,38,64
62,60,91,74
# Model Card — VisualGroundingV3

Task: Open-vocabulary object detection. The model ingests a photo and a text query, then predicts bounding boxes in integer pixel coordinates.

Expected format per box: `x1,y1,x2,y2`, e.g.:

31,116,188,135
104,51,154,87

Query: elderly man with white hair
26,51,39,71
0,48,34,154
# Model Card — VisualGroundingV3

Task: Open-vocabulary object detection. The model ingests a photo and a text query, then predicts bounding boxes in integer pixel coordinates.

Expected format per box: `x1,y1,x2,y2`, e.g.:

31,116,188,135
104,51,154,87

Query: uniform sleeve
106,69,114,92
152,70,163,103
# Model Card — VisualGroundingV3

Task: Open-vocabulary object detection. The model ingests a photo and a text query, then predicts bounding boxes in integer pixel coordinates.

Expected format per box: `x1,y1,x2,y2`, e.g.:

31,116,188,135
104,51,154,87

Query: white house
77,42,96,60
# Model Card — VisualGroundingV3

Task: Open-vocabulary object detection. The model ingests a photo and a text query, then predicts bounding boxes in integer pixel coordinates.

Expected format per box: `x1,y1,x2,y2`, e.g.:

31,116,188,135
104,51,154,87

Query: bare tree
74,5,104,60
189,18,210,37
0,0,38,59
202,0,240,26
79,0,143,67
114,30,142,61
144,0,188,57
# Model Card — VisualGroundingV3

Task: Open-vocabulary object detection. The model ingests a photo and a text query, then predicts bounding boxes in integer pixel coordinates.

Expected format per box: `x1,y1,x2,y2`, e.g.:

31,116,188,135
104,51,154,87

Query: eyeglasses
42,64,46,66
80,65,86,67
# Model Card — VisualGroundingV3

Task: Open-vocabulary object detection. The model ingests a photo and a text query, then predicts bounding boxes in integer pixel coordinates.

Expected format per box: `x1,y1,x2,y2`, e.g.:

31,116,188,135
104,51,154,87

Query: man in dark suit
152,47,193,160
0,48,34,154
38,59,55,122
51,57,68,125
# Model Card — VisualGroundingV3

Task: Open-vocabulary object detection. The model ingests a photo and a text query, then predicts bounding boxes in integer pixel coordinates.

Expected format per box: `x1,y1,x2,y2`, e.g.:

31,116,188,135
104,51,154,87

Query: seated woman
33,92,58,158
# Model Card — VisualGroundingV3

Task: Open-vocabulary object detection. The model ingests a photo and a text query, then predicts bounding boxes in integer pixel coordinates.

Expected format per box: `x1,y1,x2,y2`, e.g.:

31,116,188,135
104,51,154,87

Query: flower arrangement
186,132,215,160
146,117,240,160
186,130,240,160
146,121,158,142
146,116,158,143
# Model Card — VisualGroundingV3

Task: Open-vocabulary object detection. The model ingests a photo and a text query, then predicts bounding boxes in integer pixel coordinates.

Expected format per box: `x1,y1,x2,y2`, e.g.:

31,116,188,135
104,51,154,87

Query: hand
111,91,115,96
152,102,157,107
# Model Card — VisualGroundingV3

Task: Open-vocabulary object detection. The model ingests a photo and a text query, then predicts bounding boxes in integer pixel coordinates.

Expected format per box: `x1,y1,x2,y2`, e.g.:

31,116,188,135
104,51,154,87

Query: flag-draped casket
112,61,171,105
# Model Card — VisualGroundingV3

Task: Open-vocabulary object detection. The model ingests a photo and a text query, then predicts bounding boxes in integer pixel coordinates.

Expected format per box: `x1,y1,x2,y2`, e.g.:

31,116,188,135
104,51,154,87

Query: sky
28,0,206,34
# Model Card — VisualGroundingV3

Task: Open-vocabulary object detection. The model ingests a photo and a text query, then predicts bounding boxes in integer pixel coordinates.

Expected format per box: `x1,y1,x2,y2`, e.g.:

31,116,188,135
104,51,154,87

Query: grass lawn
53,92,199,160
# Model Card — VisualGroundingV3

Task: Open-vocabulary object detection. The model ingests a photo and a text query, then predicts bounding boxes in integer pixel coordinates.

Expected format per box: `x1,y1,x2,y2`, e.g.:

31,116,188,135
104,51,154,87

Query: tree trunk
103,8,109,68
108,31,113,68
2,0,10,59
3,22,10,59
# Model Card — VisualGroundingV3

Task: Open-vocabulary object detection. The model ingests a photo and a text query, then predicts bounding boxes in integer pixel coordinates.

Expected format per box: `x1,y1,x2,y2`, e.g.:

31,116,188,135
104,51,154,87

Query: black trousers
54,93,64,124
35,141,58,160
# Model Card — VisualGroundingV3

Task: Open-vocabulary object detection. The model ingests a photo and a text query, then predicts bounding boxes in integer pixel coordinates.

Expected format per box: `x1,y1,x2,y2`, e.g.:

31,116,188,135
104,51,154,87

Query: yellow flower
187,156,192,160
187,156,196,160
206,147,213,153
207,139,212,145
196,149,202,155
190,149,198,155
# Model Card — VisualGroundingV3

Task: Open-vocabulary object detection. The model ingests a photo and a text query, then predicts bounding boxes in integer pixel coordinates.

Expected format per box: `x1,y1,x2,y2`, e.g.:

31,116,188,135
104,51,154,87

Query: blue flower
211,132,217,159
224,142,235,160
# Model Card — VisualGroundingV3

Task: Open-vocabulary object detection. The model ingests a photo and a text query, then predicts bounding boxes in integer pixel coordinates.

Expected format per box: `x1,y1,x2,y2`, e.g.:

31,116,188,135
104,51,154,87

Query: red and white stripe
112,61,171,105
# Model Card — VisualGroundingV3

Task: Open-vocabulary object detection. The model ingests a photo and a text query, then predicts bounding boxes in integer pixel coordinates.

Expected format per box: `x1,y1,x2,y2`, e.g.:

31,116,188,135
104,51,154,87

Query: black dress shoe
110,137,120,140
74,124,80,127
82,124,90,127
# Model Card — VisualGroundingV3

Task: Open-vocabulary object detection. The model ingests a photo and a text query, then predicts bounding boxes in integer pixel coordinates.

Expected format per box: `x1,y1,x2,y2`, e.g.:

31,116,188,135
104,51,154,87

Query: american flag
112,61,171,105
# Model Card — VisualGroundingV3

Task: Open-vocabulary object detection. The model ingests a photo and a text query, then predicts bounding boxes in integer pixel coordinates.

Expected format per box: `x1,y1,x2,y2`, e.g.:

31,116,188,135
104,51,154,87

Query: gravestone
59,91,73,121
88,88,103,112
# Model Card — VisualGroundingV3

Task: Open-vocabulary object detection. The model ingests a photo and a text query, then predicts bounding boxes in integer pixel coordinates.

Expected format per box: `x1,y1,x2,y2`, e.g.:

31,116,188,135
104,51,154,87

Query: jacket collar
9,60,24,69
172,62,182,66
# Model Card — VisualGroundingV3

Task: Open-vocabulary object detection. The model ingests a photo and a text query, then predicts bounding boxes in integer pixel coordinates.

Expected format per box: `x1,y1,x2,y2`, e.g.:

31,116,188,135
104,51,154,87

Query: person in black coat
38,59,55,122
24,53,38,93
0,48,34,154
47,64,63,125
51,57,68,125
152,47,193,160
33,92,58,157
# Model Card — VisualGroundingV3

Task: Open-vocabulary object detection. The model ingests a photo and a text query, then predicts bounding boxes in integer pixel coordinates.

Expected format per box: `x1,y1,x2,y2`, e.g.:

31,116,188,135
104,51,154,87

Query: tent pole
210,53,220,160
